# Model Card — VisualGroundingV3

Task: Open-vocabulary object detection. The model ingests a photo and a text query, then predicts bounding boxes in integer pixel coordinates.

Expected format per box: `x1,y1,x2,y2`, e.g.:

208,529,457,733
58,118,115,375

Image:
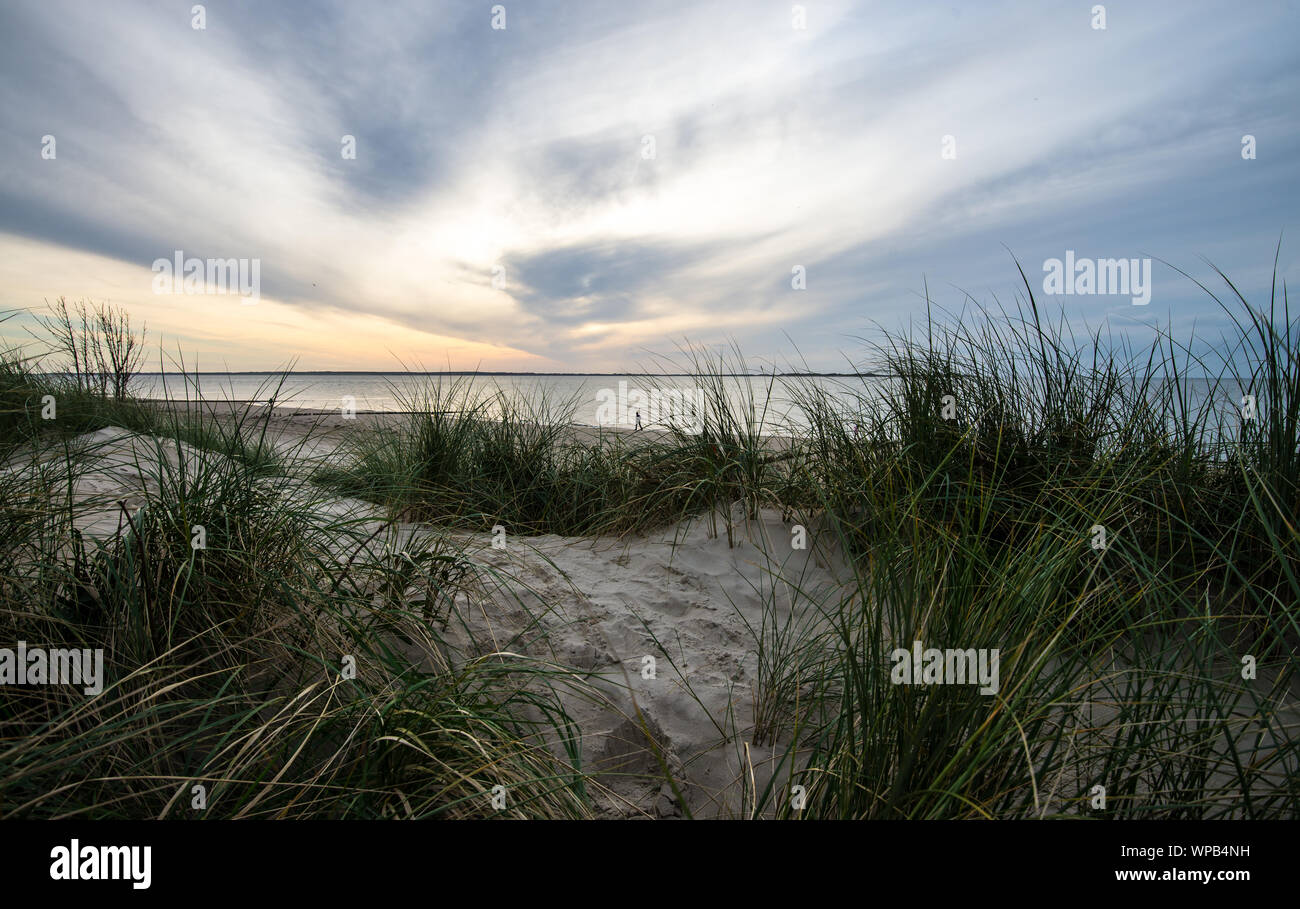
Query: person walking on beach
634,410,643,431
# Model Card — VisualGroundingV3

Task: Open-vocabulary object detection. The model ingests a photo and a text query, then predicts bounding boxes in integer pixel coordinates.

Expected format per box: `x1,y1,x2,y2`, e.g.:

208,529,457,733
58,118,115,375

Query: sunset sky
1,0,1297,371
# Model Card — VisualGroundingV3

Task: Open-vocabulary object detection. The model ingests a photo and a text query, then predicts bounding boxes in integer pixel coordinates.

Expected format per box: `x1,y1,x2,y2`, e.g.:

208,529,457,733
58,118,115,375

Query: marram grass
1,259,1296,818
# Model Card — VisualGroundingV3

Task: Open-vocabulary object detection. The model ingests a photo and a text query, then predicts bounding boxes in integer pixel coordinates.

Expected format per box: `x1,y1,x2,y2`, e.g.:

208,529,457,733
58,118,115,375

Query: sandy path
24,423,845,818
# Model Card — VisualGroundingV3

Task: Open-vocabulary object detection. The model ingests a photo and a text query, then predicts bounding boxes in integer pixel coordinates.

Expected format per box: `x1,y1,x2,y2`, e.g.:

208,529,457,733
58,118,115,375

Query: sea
125,372,1250,439
126,372,860,433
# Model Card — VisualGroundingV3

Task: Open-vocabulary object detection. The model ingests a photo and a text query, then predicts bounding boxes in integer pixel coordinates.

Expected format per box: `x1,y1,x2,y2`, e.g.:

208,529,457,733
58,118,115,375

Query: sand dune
33,423,846,818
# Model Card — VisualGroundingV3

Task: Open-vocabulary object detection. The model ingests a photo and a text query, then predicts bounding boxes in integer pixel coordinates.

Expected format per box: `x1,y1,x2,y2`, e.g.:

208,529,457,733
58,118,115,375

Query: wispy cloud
1,0,1297,369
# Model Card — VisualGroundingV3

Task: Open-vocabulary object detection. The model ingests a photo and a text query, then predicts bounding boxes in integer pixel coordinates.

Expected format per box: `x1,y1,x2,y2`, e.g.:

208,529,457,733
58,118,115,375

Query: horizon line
123,370,888,377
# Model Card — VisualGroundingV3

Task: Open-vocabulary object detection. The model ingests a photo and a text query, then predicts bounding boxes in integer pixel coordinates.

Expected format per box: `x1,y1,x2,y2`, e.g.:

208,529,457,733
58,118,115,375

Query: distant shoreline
122,371,888,377
39,370,1229,380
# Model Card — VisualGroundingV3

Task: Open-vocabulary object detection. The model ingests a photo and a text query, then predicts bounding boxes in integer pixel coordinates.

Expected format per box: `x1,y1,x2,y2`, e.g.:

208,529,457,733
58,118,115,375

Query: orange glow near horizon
0,233,562,372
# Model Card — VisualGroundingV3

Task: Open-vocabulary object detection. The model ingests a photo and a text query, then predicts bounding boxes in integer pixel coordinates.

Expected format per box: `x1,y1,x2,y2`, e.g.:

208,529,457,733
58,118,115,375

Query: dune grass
1,257,1296,819
754,263,1298,818
0,369,592,819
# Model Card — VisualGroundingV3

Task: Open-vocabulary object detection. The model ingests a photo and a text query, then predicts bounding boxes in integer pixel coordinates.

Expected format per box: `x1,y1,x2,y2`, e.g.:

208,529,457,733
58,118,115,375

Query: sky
1,0,1297,372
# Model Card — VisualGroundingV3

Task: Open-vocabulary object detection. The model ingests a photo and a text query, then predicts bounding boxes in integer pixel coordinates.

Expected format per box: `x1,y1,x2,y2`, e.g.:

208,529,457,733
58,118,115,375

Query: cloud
0,0,1296,369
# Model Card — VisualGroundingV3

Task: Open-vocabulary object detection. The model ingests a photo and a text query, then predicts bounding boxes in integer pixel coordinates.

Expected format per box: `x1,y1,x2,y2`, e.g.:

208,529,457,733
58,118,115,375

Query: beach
6,379,1292,818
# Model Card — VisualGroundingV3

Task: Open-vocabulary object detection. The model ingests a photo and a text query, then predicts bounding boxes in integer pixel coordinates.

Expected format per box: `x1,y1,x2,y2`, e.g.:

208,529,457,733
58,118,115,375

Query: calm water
128,373,853,432
127,372,1250,438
